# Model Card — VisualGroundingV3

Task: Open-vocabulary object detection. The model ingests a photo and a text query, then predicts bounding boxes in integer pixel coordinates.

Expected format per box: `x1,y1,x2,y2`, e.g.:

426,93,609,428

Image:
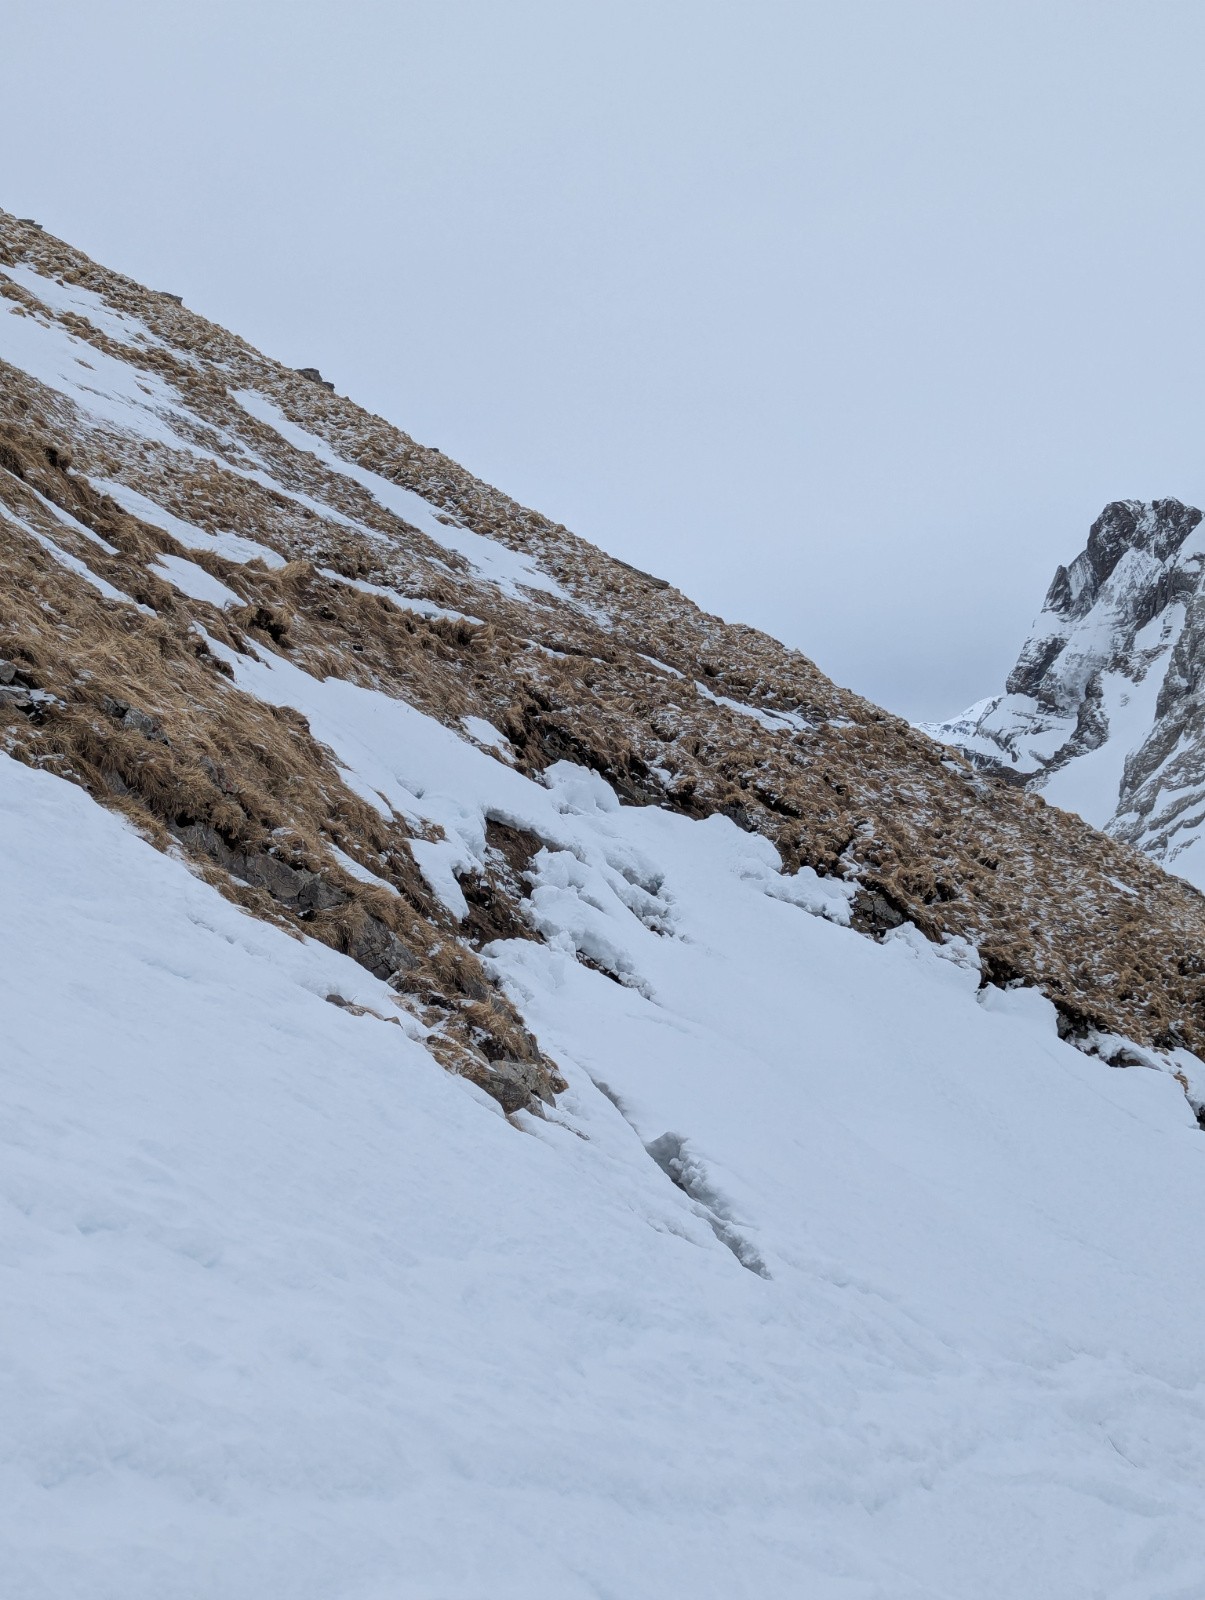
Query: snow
0,286,373,561
91,479,288,568
327,843,400,897
316,566,480,625
27,485,120,554
1163,827,1205,887
233,389,572,604
1,261,172,354
460,714,514,758
7,632,1205,1596
150,552,242,609
918,692,999,742
696,679,811,733
0,290,190,447
9,510,149,612
1039,655,1174,828
638,652,684,678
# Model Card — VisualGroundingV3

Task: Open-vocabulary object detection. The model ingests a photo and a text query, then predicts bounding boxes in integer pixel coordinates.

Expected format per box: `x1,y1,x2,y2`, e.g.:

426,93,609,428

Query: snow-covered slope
927,497,1205,888
6,210,1205,1597
9,737,1205,1600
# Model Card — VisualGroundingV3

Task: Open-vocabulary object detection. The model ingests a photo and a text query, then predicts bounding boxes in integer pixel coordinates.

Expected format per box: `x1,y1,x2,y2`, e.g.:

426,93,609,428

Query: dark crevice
645,1133,771,1278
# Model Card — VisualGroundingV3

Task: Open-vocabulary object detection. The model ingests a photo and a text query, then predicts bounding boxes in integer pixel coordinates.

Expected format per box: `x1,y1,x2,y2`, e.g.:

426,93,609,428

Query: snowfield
5,699,1205,1597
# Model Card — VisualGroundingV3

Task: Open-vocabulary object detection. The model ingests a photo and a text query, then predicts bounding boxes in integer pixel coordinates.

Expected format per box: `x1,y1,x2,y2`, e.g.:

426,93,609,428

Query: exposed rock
173,820,343,908
125,706,168,742
927,497,1205,888
296,367,335,392
457,818,546,947
613,556,670,590
174,817,427,986
479,1055,558,1114
102,696,169,743
851,887,910,936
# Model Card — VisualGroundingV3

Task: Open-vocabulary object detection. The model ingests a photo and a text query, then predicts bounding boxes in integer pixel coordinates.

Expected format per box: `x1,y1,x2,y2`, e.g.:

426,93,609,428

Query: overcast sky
4,1,1205,719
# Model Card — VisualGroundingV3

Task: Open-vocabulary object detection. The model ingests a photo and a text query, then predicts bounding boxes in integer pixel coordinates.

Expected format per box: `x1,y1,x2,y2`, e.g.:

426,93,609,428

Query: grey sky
5,1,1205,720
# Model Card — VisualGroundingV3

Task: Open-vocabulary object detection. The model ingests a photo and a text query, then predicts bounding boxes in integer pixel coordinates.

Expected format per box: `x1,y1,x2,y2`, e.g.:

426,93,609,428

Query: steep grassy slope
2,208,1203,1085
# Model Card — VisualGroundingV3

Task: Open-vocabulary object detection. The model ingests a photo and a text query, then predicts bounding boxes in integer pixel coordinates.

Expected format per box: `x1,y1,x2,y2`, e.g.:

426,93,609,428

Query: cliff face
2,209,1204,1072
927,497,1205,890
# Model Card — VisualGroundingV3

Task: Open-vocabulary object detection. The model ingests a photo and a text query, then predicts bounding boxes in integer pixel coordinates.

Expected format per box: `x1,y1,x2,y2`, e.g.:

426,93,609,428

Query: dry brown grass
2,203,1204,1078
0,420,564,1108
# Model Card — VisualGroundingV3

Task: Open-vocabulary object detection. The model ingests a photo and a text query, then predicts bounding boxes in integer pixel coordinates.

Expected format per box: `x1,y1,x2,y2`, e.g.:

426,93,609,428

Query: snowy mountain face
5,212,1205,1598
927,497,1205,889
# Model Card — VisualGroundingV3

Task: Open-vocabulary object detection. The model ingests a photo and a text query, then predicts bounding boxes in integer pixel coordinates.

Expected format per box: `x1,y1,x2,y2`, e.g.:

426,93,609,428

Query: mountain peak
1038,496,1202,628
932,495,1205,882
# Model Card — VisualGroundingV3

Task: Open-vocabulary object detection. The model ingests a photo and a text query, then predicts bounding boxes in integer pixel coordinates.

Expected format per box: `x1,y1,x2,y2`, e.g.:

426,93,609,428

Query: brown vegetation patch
0,421,563,1110
2,205,1204,1084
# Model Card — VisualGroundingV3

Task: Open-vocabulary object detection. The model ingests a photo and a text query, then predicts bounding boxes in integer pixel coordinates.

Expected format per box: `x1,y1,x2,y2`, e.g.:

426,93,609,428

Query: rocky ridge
2,208,1205,1089
927,497,1205,892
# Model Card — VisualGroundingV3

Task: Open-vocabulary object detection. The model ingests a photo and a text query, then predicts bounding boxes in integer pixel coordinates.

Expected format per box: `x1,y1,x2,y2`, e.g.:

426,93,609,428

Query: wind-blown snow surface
6,673,1205,1596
